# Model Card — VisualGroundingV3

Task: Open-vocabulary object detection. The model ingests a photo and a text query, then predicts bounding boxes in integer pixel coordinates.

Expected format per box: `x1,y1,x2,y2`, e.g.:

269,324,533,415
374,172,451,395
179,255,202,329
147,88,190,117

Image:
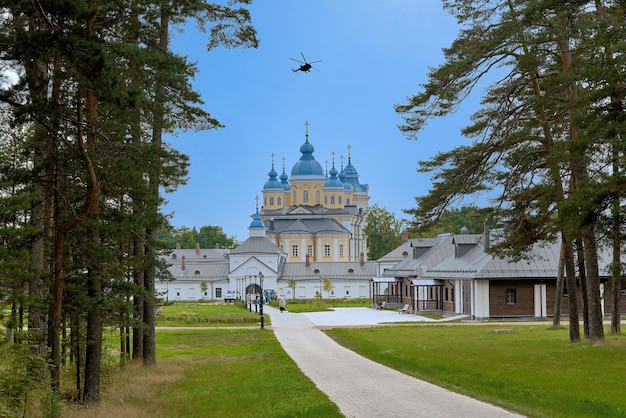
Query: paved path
266,306,523,418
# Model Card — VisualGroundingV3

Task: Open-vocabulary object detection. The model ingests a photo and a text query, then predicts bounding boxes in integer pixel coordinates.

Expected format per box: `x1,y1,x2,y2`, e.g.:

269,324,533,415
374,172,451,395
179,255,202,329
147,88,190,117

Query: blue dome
291,138,324,178
263,167,283,190
280,169,290,190
249,210,265,229
338,167,352,191
324,165,343,189
343,158,366,192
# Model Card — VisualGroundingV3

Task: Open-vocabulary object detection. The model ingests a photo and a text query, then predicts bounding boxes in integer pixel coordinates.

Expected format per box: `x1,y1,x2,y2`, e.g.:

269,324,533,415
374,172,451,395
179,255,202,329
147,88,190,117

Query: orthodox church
158,124,377,302
260,122,369,263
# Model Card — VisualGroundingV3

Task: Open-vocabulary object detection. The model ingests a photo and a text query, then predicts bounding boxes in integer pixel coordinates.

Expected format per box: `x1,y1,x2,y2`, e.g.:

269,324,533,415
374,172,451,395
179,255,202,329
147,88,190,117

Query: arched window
293,191,296,203
277,197,282,205
303,190,309,202
338,196,342,205
269,197,274,205
316,190,320,202
330,196,335,204
346,198,350,205
324,196,328,204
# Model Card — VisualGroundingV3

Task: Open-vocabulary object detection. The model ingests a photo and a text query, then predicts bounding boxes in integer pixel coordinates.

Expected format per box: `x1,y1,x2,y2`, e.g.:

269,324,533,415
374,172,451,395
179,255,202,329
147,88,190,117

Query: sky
163,1,479,241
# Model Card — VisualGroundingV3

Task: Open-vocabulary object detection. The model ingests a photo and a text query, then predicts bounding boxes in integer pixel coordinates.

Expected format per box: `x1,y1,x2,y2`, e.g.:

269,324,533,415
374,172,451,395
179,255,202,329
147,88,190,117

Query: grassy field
157,302,265,327
62,328,342,417
326,325,626,418
58,303,626,417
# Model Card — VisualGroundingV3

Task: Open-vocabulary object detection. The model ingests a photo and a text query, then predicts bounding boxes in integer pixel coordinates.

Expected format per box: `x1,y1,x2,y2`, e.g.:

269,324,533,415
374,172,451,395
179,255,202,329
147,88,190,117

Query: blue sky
163,1,477,241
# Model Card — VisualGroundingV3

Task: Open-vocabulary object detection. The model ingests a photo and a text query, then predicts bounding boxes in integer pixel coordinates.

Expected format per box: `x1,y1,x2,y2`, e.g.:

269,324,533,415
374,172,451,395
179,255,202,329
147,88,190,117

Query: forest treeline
0,0,257,414
158,225,239,250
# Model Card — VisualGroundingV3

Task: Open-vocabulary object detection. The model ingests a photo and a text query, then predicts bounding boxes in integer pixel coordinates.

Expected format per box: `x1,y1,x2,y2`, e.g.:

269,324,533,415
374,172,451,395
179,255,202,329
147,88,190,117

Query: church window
293,191,296,203
307,245,313,256
338,196,342,205
324,196,328,204
269,197,274,205
292,245,299,257
330,196,335,204
324,244,331,257
316,190,320,202
277,197,282,205
339,245,344,257
346,198,350,205
303,190,309,202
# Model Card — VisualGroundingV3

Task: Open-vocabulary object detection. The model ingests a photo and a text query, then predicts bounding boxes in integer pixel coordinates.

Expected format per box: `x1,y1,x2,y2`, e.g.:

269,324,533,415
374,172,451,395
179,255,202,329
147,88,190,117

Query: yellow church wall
276,234,351,263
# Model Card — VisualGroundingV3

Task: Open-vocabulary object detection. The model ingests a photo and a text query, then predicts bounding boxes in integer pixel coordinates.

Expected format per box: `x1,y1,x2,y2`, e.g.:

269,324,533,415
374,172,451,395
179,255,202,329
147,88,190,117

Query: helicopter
290,52,321,73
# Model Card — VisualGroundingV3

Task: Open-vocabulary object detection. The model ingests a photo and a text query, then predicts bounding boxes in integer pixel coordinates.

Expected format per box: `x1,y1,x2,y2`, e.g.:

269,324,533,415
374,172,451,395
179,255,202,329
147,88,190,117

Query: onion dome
263,164,283,190
280,168,290,190
249,208,265,230
324,164,343,190
342,157,363,191
290,132,324,179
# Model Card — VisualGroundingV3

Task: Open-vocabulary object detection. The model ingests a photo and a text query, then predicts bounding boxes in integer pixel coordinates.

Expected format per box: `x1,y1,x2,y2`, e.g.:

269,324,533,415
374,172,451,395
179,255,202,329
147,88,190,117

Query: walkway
266,306,523,418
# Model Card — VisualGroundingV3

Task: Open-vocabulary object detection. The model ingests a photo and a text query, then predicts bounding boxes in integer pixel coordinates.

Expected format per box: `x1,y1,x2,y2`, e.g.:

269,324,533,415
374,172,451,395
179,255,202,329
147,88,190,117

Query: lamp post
259,272,265,329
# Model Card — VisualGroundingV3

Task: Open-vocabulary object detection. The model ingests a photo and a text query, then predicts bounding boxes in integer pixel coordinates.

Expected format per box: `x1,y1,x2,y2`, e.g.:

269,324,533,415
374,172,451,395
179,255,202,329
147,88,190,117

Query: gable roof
383,235,455,277
265,218,349,235
230,237,282,254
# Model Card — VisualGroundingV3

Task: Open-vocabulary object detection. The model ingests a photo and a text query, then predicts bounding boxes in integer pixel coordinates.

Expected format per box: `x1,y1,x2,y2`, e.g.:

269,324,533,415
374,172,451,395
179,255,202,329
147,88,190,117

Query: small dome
324,165,343,190
249,210,265,229
280,169,290,190
263,166,283,190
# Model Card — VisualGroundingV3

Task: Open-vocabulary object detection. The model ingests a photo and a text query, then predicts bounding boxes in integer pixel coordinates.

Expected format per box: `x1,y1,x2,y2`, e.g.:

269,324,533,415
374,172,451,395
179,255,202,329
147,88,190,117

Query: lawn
59,303,626,417
325,325,626,418
266,298,370,313
157,302,266,327
62,328,342,418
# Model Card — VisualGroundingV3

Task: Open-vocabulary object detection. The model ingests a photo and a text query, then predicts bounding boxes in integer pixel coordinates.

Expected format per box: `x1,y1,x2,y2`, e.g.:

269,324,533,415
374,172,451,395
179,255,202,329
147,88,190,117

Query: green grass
325,325,626,417
155,329,342,417
157,302,268,327
63,328,342,417
267,298,370,313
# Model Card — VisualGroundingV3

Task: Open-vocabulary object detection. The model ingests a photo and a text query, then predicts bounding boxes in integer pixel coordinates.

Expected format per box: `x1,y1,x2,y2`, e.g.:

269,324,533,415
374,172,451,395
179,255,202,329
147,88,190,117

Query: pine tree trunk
552,242,565,329
580,225,605,344
562,237,580,342
132,234,144,361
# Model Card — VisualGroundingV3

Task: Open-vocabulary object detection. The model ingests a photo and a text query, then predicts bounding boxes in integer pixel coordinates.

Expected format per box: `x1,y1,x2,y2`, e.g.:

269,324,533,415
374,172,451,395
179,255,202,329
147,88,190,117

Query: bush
0,340,47,416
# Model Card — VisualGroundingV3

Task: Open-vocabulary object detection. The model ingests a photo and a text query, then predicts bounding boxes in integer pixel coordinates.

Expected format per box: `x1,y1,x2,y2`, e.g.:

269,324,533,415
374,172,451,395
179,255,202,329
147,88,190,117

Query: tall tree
0,0,258,407
396,0,626,343
363,204,405,260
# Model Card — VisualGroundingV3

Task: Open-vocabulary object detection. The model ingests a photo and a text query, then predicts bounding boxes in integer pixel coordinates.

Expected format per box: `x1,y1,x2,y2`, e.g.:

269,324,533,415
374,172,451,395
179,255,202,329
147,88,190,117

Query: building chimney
360,252,365,266
195,242,200,254
176,243,181,250
181,255,186,270
401,230,408,243
306,254,310,267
